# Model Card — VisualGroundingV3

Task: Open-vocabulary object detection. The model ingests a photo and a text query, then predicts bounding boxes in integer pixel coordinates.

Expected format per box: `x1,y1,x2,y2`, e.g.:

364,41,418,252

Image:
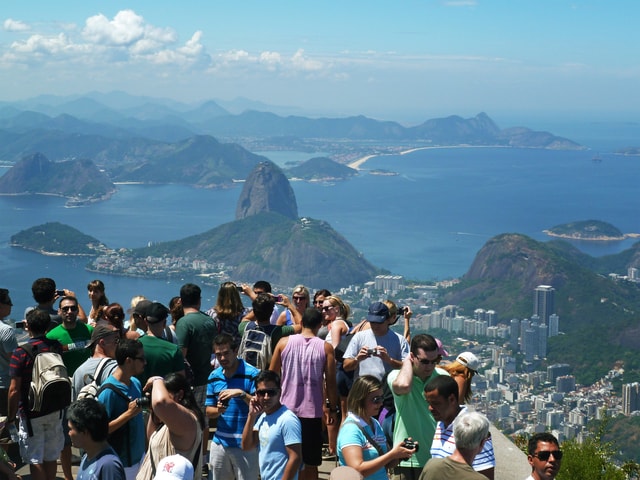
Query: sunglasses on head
532,450,563,461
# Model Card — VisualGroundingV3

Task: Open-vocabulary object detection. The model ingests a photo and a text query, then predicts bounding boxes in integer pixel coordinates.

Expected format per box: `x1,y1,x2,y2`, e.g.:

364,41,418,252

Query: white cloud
82,10,146,46
11,33,71,55
4,18,30,32
291,49,323,71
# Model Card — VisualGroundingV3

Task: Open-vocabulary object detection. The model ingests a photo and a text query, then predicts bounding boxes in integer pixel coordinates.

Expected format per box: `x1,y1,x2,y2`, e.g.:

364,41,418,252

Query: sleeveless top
280,335,326,418
136,416,203,480
325,318,350,346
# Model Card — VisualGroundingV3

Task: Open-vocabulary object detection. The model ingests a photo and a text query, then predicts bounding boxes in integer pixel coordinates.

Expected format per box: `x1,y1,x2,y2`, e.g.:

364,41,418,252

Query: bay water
1,145,638,318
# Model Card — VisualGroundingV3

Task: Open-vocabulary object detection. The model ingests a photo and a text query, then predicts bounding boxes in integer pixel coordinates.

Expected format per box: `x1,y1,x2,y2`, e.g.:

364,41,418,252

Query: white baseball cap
154,455,194,480
456,352,480,372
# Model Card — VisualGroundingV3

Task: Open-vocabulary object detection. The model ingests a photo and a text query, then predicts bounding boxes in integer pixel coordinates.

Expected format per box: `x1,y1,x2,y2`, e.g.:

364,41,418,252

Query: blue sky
1,1,638,123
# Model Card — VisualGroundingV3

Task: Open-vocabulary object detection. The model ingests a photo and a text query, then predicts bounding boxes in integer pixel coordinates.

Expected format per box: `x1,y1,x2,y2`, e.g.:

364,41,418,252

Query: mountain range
0,93,582,179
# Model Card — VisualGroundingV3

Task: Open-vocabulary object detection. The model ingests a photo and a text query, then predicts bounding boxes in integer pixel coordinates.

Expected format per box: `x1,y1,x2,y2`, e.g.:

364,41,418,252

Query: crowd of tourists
0,280,562,480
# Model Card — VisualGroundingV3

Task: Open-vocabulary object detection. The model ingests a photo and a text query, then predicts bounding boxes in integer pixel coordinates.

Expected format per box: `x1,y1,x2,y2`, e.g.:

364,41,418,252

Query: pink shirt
280,334,326,418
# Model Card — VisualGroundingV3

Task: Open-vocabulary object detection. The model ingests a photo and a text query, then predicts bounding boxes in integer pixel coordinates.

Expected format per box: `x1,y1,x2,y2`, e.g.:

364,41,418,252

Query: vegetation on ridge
444,233,640,385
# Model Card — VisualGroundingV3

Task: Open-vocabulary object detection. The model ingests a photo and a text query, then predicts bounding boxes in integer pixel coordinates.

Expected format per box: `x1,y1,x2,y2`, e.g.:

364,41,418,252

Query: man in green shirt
388,334,447,480
46,295,93,480
137,302,185,385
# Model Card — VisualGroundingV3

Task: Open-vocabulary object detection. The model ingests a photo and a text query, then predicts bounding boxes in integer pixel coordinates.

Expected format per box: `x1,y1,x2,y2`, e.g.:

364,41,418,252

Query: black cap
146,302,169,324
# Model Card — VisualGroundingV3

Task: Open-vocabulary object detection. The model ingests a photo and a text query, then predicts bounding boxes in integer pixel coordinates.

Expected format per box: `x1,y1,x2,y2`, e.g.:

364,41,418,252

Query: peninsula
543,220,640,241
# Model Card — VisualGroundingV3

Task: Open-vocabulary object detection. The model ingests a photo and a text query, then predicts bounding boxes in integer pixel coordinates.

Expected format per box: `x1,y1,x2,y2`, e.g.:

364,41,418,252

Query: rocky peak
235,161,298,220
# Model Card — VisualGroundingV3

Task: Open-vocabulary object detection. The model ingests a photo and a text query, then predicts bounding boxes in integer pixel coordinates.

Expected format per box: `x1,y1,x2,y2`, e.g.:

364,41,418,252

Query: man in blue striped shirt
205,333,259,480
424,376,495,479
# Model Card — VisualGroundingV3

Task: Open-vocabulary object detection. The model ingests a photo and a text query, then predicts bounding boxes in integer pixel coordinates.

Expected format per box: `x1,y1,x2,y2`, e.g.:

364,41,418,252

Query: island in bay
543,220,640,241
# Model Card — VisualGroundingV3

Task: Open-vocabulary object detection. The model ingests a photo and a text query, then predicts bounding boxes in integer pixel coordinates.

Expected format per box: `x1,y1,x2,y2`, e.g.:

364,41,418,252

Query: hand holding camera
402,437,419,452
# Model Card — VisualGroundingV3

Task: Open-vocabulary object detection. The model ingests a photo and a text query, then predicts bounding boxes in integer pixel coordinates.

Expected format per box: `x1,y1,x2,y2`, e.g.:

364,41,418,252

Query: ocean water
1,145,638,317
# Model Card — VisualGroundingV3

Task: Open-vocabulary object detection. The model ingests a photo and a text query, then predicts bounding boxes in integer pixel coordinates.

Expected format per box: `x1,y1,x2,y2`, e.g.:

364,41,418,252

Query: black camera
136,395,151,408
403,438,419,452
367,348,378,356
398,307,407,315
219,397,230,407
56,290,65,297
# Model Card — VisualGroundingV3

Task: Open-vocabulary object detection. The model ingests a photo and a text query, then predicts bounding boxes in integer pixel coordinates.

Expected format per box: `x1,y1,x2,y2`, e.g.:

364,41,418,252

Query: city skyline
1,1,639,125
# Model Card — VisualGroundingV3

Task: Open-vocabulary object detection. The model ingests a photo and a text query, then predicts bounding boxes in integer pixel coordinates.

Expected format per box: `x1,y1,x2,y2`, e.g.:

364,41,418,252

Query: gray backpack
77,358,113,400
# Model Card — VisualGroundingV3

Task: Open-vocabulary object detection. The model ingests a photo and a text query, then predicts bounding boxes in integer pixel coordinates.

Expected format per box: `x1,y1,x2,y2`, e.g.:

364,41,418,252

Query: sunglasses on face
418,357,441,365
532,450,563,461
256,388,279,397
61,306,79,312
370,396,384,404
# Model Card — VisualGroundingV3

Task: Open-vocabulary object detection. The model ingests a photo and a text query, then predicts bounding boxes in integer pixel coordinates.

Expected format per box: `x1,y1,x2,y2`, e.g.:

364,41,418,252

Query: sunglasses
61,306,79,312
370,396,384,404
418,357,441,365
532,450,563,461
322,306,335,312
256,388,279,397
292,296,306,301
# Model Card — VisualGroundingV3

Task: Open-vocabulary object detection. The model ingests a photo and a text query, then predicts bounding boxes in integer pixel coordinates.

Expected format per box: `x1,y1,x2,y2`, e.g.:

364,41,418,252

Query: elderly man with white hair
418,410,491,480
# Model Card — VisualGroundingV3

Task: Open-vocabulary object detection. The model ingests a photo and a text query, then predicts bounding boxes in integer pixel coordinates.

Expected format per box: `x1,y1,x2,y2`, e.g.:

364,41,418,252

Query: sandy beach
347,145,504,169
348,147,433,169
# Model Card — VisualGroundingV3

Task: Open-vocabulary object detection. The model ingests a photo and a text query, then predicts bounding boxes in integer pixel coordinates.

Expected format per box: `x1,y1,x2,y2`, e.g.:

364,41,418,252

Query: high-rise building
537,323,548,358
556,375,576,393
547,364,571,383
548,314,559,337
622,382,640,415
534,285,555,324
509,318,520,351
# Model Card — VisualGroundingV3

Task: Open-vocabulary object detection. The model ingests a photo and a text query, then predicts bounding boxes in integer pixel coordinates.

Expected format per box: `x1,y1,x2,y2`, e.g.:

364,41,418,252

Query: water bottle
8,424,18,443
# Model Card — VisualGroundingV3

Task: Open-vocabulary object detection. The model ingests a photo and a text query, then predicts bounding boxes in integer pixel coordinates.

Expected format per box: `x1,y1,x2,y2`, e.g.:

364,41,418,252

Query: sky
1,1,639,124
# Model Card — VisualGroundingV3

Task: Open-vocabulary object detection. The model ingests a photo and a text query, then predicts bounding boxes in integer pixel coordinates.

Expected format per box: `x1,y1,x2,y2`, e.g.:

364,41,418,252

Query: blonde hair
383,300,398,318
442,360,475,403
327,295,350,321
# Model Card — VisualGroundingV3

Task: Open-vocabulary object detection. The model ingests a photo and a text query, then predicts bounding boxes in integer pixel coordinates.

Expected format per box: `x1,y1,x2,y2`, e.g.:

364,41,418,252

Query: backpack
238,322,277,370
335,320,369,363
77,358,113,400
22,343,71,415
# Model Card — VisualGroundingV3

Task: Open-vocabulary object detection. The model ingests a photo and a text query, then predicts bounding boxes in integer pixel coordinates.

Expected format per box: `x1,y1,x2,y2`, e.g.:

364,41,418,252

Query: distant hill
134,160,378,288
286,157,358,181
109,135,268,187
444,233,640,384
134,212,379,289
0,153,115,203
11,222,107,255
236,162,298,220
544,220,628,241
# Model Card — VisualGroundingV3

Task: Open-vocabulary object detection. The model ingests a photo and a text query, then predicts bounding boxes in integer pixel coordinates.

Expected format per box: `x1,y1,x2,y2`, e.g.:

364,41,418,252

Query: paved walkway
10,425,530,479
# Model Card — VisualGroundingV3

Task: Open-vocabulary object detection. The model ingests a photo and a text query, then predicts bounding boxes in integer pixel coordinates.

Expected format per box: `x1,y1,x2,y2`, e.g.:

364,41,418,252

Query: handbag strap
344,418,385,457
